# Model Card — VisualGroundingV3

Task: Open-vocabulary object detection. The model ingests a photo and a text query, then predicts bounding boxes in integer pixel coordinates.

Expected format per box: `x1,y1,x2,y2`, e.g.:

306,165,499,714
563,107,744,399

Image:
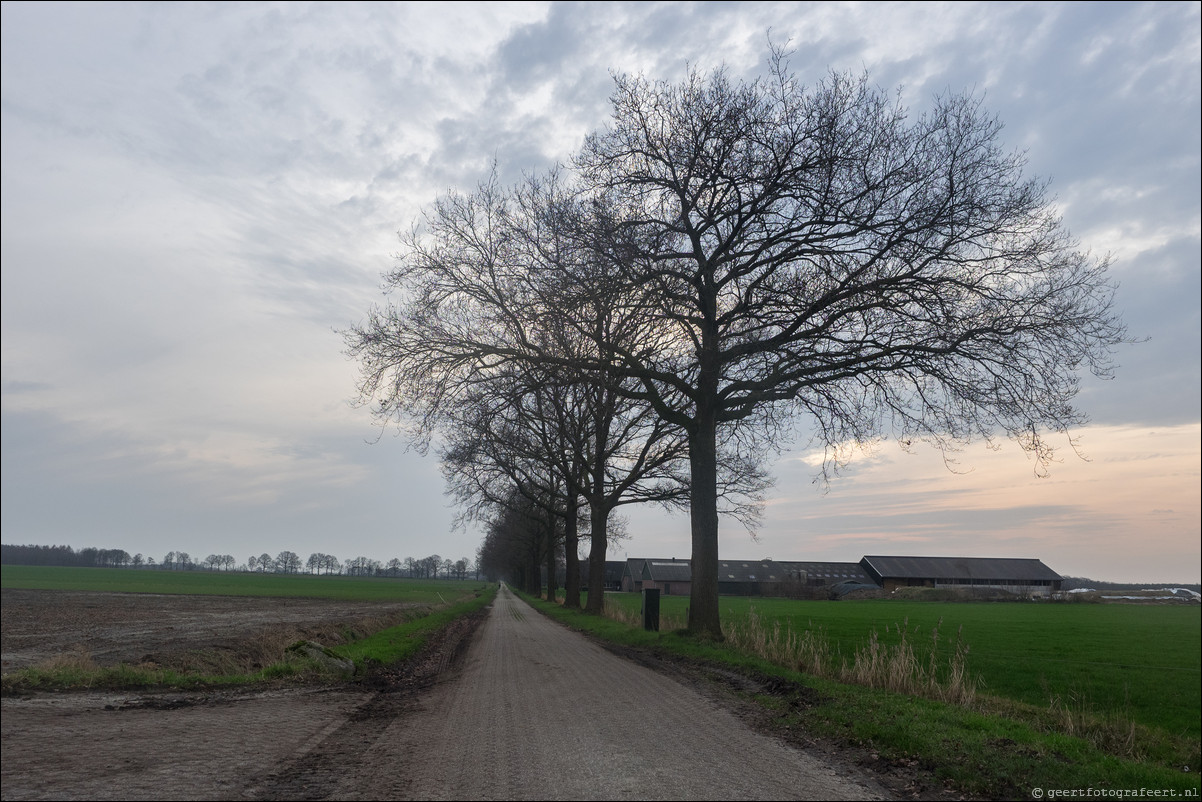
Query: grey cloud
3,1,1196,579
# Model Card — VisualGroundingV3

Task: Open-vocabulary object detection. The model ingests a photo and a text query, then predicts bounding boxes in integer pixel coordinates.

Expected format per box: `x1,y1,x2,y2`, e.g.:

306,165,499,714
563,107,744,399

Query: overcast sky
2,2,1198,583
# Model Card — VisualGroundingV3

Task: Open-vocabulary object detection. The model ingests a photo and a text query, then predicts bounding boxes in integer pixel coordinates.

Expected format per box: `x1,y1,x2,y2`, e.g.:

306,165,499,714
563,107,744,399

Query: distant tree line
1,544,140,568
0,543,479,579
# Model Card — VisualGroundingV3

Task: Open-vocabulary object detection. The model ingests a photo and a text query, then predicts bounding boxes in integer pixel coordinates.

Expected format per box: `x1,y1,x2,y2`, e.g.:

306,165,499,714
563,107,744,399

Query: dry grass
724,608,978,707
138,609,424,675
34,644,100,673
1044,689,1141,757
602,598,687,632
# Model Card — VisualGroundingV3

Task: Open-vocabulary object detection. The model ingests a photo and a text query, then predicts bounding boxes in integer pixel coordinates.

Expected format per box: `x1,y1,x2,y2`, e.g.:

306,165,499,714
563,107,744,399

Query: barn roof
860,555,1061,582
718,560,778,582
623,558,647,580
644,560,692,582
774,561,873,583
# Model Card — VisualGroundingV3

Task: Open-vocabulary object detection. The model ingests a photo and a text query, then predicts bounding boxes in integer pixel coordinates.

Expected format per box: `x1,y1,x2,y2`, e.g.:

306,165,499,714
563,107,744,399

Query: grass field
0,564,481,604
604,592,1202,740
536,592,1200,798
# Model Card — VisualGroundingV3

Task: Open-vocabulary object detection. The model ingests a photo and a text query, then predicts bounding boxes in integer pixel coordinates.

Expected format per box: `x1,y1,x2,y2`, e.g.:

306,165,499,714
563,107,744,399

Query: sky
2,2,1198,583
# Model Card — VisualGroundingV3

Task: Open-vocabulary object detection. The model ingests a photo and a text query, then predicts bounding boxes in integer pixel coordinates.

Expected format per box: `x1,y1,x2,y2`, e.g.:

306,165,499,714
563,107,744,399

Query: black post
642,588,660,631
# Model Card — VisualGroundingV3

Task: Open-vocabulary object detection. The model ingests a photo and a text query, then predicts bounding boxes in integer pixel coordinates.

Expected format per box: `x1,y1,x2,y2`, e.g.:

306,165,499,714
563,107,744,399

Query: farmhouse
859,555,1063,596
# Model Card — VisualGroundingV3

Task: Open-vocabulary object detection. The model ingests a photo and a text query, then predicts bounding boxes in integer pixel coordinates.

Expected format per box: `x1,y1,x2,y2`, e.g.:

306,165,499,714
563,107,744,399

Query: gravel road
276,583,890,801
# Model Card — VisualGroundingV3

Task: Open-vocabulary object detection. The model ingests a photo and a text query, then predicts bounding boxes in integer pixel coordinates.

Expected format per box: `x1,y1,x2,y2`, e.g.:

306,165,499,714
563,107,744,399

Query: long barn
618,554,1064,597
859,555,1063,595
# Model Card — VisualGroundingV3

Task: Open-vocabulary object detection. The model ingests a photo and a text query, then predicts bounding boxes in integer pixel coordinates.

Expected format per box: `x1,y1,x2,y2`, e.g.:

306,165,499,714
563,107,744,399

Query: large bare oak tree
570,56,1126,636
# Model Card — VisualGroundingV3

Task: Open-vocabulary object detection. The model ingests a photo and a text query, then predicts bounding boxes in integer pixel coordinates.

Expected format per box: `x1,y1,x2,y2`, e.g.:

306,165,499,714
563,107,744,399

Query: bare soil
1,588,424,674
1,588,956,801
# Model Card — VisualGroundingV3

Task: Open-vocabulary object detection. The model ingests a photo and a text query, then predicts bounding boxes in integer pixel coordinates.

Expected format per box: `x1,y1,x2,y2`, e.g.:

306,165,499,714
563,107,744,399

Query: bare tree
276,550,301,574
348,51,1125,637
569,53,1127,636
348,169,710,611
476,489,555,594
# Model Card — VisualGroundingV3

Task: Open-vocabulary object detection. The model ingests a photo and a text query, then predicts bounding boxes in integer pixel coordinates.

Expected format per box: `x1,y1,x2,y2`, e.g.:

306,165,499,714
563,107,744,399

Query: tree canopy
347,51,1126,637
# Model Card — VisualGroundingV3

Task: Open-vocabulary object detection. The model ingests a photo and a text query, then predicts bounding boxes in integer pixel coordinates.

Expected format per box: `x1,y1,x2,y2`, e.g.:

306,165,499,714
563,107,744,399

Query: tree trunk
687,371,723,639
545,524,558,603
526,541,541,597
585,392,613,615
585,502,608,614
563,491,581,609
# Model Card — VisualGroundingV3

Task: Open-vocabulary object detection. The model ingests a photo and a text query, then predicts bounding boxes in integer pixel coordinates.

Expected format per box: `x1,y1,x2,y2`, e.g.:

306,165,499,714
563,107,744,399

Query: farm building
859,555,1063,596
602,560,625,591
640,559,692,596
624,558,874,596
622,558,691,596
716,560,779,595
620,558,645,593
616,554,1063,598
577,560,626,591
775,561,874,587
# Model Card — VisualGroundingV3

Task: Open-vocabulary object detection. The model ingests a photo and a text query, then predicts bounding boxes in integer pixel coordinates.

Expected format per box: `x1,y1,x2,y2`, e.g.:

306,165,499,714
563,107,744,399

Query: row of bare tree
346,48,1126,636
243,552,477,578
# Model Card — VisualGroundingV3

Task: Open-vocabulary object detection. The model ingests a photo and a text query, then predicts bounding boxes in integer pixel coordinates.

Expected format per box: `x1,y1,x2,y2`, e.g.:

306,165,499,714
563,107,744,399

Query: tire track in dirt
247,606,486,801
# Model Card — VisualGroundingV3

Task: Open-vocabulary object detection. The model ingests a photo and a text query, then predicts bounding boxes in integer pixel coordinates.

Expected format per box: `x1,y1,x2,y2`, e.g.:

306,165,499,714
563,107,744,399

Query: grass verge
523,593,1200,800
332,584,496,667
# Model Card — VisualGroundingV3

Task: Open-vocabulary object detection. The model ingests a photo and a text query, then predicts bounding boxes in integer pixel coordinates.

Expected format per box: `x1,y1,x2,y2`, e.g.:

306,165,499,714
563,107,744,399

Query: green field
605,592,1202,739
0,564,481,604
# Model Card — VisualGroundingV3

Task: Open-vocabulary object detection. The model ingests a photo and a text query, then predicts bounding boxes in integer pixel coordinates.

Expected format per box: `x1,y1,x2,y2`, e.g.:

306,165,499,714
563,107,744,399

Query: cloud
2,2,1198,580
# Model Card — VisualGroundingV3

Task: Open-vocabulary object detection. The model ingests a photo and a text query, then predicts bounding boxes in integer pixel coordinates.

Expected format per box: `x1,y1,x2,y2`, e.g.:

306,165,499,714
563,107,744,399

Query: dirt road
3,585,891,800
